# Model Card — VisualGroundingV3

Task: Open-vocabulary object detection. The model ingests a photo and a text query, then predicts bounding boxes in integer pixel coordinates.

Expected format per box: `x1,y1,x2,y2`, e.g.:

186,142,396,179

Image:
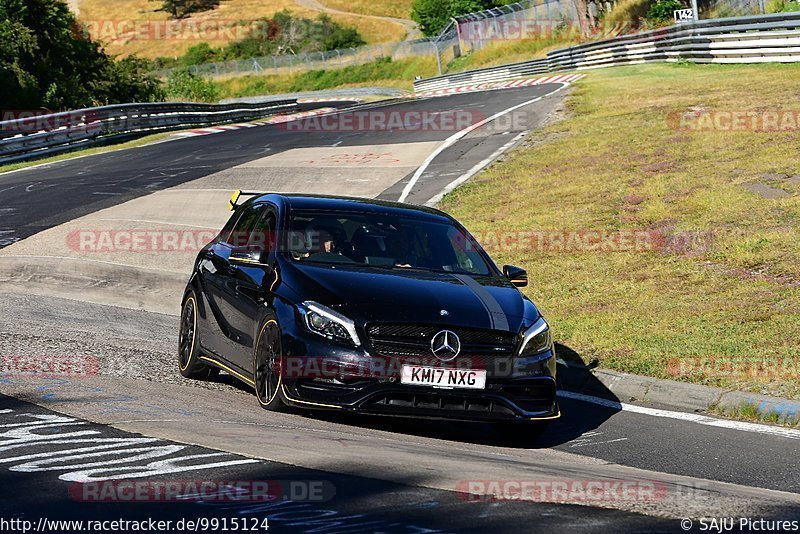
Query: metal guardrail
547,12,800,70
0,100,298,165
414,12,800,92
412,59,550,92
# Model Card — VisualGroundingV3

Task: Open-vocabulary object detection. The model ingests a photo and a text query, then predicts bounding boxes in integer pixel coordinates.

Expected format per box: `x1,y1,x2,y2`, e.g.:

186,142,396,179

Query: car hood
282,262,532,332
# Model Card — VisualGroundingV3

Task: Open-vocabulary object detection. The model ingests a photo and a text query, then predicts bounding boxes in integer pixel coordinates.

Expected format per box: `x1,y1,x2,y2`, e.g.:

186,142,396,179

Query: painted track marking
398,83,570,203
559,390,800,440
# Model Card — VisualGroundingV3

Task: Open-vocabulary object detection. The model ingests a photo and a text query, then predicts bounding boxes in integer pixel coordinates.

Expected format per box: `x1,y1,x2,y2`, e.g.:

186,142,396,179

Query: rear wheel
254,313,287,411
178,291,218,380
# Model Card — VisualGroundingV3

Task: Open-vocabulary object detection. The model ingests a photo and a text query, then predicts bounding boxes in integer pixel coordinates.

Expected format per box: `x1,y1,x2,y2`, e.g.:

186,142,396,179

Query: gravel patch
0,292,247,394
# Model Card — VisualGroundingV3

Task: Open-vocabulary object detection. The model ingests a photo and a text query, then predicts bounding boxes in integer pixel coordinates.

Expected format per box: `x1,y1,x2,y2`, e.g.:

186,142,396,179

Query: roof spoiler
228,190,267,211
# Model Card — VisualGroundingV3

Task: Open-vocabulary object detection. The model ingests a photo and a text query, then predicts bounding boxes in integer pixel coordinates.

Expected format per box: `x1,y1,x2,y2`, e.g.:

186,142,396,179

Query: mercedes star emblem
431,330,461,361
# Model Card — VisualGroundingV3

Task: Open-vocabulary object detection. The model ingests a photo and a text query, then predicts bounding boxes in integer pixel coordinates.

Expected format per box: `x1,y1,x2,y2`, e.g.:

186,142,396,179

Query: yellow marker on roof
229,190,242,211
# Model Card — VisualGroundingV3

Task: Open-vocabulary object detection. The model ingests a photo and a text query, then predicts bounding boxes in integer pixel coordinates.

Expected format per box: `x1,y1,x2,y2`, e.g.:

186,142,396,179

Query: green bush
163,12,365,67
165,69,219,102
411,0,512,36
647,0,685,23
152,0,220,19
182,42,220,66
767,0,800,12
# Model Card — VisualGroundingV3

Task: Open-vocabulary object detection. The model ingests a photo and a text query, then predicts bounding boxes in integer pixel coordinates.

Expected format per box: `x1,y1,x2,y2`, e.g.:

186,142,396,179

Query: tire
253,312,288,411
178,291,219,381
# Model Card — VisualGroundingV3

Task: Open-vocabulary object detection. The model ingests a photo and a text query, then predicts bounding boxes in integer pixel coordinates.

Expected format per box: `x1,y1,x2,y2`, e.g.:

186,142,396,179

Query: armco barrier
414,12,800,92
0,100,298,165
412,59,549,93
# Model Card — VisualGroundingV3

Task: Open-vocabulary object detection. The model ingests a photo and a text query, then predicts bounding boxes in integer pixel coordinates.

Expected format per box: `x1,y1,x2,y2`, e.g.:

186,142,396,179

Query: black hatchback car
179,192,559,431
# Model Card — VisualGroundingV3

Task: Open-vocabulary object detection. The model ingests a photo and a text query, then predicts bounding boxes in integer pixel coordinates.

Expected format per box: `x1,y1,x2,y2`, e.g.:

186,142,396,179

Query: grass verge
213,56,438,99
447,38,579,72
712,401,800,427
438,63,800,400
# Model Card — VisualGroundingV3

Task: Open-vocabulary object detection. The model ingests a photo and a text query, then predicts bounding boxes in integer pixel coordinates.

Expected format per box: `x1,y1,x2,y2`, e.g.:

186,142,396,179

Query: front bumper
283,377,559,422
280,324,559,422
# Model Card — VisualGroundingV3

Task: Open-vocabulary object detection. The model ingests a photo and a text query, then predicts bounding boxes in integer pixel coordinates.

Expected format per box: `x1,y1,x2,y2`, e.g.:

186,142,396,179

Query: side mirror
229,245,267,266
503,265,528,287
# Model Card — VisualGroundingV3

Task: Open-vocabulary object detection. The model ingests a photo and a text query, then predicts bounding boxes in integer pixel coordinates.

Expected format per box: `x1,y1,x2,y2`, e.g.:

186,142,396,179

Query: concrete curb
559,361,800,425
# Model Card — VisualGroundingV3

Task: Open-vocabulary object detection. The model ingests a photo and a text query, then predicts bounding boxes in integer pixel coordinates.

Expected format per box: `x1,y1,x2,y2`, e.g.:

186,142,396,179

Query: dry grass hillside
76,0,410,58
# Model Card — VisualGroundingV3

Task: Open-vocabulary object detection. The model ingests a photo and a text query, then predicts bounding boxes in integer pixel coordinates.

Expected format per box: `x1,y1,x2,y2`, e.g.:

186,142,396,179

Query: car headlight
300,301,361,347
518,317,552,357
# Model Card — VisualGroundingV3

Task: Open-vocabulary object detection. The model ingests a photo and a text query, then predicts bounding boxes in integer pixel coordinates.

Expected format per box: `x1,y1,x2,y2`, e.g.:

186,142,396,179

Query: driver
308,228,338,255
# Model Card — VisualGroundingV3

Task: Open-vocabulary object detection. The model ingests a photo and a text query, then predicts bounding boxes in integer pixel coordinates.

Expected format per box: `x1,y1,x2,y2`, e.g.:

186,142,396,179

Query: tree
0,0,163,110
411,0,454,36
153,0,220,19
317,14,365,50
96,56,165,103
411,0,510,36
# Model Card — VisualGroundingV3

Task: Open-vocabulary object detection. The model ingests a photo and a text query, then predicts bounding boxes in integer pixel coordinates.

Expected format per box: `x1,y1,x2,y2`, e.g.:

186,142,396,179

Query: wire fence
705,0,767,17
169,0,787,79
454,0,581,54
177,38,444,78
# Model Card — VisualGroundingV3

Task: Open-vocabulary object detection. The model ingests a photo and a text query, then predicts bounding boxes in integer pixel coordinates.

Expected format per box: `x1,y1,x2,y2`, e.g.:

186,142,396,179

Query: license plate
400,365,486,390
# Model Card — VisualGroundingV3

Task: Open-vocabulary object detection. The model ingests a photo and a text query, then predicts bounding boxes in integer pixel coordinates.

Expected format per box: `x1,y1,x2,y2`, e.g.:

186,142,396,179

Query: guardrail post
452,17,463,53
431,41,443,76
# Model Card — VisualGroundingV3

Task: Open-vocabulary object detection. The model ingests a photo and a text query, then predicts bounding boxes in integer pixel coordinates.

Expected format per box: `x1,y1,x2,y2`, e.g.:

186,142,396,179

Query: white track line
559,390,800,440
424,131,527,207
398,83,569,203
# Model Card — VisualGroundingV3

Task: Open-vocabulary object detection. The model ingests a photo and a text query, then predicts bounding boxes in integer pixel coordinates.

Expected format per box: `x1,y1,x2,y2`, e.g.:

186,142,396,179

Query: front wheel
178,291,218,381
253,313,288,411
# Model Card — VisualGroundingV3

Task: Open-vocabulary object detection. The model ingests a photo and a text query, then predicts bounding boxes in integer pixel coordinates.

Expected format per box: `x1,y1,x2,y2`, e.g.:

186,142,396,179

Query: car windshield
285,210,492,276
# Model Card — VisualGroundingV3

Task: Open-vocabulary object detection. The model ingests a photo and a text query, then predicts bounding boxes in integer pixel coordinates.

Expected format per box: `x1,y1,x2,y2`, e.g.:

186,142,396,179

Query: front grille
366,323,518,359
364,392,517,418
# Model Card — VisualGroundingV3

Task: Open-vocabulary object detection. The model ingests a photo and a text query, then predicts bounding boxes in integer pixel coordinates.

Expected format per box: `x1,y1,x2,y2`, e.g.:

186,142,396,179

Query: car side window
248,210,277,253
226,205,264,247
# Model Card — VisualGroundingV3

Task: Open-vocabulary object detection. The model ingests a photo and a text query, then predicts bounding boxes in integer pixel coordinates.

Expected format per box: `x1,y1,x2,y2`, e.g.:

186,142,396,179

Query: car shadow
230,342,624,449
